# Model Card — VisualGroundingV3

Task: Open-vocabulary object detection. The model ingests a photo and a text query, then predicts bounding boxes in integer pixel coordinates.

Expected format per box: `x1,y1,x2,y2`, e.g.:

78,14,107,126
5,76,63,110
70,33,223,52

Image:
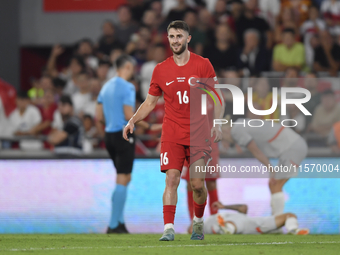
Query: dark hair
69,55,86,71
282,28,295,36
17,91,29,99
53,78,66,89
322,89,334,96
59,95,73,106
83,114,94,121
99,59,112,67
116,54,136,69
167,20,190,34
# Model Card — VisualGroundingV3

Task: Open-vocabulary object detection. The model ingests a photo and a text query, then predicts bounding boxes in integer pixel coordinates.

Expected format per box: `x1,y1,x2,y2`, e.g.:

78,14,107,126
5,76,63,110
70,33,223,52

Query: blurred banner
44,0,126,12
0,159,339,234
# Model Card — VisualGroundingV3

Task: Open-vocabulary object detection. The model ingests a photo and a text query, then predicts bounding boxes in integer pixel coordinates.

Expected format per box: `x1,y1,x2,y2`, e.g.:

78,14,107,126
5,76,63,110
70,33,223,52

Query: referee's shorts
105,131,135,174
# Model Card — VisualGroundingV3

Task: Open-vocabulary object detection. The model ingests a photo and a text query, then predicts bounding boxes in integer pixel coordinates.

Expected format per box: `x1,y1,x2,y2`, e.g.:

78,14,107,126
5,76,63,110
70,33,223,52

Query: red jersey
148,52,217,146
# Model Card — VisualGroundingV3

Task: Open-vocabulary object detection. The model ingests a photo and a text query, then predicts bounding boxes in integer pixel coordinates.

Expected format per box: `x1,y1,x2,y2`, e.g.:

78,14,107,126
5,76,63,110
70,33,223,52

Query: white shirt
52,110,63,130
300,19,326,67
83,99,97,118
0,97,10,136
72,92,91,115
140,60,157,100
8,105,42,150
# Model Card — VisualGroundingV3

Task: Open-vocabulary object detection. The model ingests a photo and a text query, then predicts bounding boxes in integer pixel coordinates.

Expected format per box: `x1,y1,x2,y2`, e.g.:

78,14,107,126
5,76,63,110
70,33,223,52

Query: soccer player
204,201,309,235
96,55,161,234
181,95,220,233
222,111,308,217
123,21,224,241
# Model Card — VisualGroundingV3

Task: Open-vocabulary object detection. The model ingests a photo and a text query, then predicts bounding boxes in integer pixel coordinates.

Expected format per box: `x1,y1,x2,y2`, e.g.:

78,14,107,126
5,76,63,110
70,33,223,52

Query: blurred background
0,0,340,234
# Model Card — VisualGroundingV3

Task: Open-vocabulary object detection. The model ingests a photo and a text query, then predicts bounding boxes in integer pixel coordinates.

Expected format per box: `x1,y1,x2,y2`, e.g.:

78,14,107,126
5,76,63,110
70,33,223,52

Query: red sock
208,189,219,215
163,205,176,225
187,190,194,219
193,200,206,218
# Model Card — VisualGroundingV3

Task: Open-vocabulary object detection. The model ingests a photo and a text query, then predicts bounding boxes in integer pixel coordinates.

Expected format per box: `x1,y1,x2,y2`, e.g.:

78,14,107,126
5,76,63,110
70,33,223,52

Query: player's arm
123,94,160,141
124,105,162,131
212,201,248,214
246,140,271,167
95,103,105,138
210,88,225,142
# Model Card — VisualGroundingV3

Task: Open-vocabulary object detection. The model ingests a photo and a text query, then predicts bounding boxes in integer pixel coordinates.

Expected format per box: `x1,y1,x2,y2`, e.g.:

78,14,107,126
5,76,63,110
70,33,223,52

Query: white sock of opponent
271,192,285,215
285,217,298,233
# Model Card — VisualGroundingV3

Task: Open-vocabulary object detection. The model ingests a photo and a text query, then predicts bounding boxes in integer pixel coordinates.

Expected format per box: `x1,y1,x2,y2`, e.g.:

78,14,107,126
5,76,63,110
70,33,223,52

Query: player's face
167,28,191,55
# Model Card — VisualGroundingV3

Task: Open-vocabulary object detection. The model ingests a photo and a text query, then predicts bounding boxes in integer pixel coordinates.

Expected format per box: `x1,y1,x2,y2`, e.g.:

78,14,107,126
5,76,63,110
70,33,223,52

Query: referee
96,55,160,234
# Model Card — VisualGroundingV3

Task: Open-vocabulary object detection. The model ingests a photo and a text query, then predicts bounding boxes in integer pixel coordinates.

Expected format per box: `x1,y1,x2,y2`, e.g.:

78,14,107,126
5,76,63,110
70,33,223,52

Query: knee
190,179,205,194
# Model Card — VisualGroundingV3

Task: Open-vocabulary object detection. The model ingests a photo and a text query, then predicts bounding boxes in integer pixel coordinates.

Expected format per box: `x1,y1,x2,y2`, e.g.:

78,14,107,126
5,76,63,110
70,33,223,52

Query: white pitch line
2,241,340,252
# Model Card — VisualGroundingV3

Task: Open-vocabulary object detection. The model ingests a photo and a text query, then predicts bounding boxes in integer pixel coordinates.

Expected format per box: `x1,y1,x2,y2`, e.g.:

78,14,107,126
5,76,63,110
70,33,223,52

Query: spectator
97,20,124,60
52,77,66,102
300,5,326,68
47,49,86,96
258,0,280,29
251,77,280,120
184,11,207,55
274,7,300,44
115,5,139,46
8,91,42,150
328,120,340,153
96,60,111,86
285,104,306,133
221,69,243,121
235,0,273,49
71,72,91,115
76,38,98,70
0,79,16,138
272,28,305,72
107,48,124,79
237,29,271,77
313,30,340,76
203,24,238,73
197,8,215,47
83,114,99,150
83,78,102,118
321,0,340,36
166,0,195,23
309,89,340,137
48,95,84,155
281,0,312,26
140,44,166,100
29,89,58,138
142,9,160,33
303,72,321,127
213,0,235,30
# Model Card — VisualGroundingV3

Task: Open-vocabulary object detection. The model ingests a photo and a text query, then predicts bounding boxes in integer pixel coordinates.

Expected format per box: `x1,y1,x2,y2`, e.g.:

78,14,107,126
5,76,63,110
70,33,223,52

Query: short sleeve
231,126,253,147
204,59,217,79
148,64,163,96
123,84,136,108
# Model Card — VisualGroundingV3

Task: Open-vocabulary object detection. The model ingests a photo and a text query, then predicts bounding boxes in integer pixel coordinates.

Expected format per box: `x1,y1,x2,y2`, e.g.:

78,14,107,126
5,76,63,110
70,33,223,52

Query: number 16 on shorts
160,152,169,166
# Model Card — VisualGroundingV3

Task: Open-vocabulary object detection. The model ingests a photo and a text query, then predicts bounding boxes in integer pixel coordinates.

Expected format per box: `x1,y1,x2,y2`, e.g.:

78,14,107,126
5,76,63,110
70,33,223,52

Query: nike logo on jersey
166,80,174,86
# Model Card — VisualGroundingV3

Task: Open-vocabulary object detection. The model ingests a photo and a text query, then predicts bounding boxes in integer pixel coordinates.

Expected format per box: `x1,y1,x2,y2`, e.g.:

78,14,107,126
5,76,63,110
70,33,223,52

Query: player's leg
159,142,185,241
275,213,309,235
269,178,289,215
106,132,135,234
189,157,207,240
206,180,219,215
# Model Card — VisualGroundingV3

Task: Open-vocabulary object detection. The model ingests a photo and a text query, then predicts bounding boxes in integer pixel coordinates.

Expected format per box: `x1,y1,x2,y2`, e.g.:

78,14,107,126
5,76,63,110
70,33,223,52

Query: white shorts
275,137,308,180
241,216,277,234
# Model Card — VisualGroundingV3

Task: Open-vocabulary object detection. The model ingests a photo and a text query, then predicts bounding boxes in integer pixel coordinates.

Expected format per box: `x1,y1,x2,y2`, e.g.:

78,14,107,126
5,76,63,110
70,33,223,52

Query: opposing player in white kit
223,115,308,217
204,201,309,235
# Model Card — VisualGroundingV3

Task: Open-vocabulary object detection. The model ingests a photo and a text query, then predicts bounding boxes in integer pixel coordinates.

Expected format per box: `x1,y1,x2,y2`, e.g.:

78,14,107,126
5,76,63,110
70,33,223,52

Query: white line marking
2,241,340,252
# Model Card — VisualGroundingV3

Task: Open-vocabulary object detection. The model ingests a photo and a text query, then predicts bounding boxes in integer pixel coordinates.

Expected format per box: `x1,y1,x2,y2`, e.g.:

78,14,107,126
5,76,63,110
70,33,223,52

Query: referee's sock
109,184,127,229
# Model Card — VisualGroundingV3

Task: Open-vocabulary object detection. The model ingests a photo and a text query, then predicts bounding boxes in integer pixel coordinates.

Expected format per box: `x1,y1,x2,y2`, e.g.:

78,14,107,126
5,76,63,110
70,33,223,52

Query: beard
170,43,186,55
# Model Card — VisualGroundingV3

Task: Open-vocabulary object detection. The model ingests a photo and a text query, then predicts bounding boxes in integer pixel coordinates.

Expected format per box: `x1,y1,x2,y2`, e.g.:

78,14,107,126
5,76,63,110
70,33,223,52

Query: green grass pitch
1,234,339,255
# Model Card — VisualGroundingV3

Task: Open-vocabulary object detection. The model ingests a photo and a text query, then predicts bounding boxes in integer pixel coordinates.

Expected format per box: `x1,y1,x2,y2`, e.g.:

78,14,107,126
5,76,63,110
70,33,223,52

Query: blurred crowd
1,0,340,155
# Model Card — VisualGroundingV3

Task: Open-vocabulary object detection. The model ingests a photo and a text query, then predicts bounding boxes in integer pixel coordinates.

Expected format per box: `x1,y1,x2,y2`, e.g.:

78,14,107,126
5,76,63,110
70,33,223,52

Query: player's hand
211,125,223,143
212,201,224,210
150,123,162,132
123,120,134,141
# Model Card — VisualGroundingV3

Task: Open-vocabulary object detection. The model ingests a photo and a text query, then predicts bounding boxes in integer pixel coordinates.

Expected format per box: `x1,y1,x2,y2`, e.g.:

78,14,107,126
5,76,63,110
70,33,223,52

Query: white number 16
176,91,189,104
